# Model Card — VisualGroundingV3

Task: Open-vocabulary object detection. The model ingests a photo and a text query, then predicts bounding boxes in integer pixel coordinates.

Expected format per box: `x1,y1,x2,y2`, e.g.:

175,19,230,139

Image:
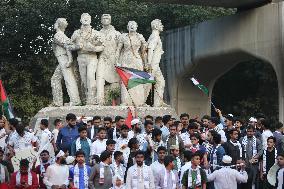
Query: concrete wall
162,2,284,121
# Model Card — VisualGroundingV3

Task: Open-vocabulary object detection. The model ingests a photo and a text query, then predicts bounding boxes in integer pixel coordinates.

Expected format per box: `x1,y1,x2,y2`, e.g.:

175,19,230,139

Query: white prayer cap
222,155,232,164
66,156,75,165
55,150,65,158
131,118,141,125
249,117,257,122
228,114,234,117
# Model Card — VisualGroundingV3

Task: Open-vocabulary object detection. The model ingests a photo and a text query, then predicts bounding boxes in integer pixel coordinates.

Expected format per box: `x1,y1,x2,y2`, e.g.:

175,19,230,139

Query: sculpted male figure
51,18,81,106
96,14,121,105
71,13,104,105
147,19,167,107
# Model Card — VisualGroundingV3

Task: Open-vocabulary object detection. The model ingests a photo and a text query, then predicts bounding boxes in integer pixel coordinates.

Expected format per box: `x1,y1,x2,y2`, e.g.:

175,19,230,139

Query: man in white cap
206,155,248,189
128,118,142,139
43,150,69,189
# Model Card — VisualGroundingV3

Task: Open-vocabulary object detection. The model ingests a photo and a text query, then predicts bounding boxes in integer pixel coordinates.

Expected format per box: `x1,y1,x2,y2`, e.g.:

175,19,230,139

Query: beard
60,159,67,165
69,123,75,128
136,161,143,166
135,128,142,133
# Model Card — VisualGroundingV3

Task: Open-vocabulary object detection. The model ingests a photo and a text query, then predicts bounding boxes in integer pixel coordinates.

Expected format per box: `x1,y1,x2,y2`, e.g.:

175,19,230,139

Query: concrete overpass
160,2,284,122
140,0,271,9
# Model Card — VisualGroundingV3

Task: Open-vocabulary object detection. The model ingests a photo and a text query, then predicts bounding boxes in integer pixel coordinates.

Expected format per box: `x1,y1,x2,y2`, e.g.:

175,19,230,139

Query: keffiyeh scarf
39,161,50,177
75,137,92,152
230,140,243,158
16,171,32,186
188,166,202,188
99,162,108,184
176,157,182,172
74,164,89,189
242,136,257,158
210,144,221,170
0,164,5,183
263,147,277,174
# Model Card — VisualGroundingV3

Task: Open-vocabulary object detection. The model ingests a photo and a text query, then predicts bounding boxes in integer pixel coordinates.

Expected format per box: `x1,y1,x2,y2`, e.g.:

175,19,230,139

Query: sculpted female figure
51,18,81,106
115,21,148,106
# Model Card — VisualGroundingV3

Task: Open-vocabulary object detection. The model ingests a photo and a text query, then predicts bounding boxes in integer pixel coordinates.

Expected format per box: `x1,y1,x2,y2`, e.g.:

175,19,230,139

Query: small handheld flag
190,77,217,109
115,66,156,89
190,77,209,96
0,80,14,119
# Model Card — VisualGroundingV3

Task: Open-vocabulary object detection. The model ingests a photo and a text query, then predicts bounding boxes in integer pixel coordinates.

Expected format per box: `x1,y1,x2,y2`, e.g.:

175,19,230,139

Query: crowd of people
0,110,284,189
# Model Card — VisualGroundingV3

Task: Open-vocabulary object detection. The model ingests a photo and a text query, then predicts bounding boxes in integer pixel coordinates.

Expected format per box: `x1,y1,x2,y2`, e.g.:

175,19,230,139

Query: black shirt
263,149,276,173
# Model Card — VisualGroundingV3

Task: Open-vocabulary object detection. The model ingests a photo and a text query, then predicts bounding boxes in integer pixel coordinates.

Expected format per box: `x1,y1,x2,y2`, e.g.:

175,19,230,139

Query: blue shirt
69,165,92,189
56,125,79,153
160,125,170,142
71,138,91,164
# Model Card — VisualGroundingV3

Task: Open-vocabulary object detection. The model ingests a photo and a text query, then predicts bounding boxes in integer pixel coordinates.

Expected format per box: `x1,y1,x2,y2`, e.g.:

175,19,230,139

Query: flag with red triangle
115,66,156,89
0,80,14,119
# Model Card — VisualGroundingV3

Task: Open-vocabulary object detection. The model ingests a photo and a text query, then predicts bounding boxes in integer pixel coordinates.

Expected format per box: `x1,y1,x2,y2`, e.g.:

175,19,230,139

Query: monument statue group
51,13,167,108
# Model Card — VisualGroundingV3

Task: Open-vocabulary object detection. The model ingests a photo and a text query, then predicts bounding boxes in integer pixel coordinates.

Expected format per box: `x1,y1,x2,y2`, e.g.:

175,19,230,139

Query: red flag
125,108,133,129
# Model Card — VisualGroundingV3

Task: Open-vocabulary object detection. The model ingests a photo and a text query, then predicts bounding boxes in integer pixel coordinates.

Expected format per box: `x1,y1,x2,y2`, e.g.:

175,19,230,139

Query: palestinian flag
190,77,209,96
115,66,156,89
0,80,14,119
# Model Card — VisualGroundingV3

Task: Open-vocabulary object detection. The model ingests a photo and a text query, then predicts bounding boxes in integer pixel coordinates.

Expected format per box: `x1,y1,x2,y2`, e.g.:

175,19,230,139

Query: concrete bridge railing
162,2,284,122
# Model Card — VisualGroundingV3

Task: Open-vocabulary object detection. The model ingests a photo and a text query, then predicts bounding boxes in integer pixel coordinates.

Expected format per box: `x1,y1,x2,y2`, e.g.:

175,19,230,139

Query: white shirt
128,131,135,139
180,162,191,185
90,139,107,156
39,128,52,151
52,128,59,143
110,162,126,179
8,131,37,151
116,137,130,151
150,161,165,179
0,128,7,149
262,129,273,149
213,127,227,143
43,163,69,189
277,168,284,189
126,164,155,189
207,167,248,189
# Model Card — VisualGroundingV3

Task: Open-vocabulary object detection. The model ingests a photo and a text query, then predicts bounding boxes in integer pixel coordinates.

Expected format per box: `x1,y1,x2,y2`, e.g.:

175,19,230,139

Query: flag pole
123,84,137,111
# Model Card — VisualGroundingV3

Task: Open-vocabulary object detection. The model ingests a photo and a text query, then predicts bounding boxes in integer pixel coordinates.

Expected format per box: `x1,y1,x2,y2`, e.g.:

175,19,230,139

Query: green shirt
181,168,207,189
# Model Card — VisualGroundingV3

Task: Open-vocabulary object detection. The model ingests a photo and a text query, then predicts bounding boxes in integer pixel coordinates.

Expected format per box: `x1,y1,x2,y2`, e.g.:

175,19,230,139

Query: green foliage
0,0,233,120
106,87,120,105
212,60,278,123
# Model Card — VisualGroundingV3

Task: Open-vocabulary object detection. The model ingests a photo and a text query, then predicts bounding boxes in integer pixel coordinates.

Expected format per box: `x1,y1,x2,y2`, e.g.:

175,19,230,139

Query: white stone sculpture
96,14,121,105
71,13,104,105
147,19,168,107
116,21,148,107
51,18,81,106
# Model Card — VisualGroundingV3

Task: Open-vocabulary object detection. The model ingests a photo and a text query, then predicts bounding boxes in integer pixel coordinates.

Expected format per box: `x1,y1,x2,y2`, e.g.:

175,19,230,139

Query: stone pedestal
30,105,177,129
